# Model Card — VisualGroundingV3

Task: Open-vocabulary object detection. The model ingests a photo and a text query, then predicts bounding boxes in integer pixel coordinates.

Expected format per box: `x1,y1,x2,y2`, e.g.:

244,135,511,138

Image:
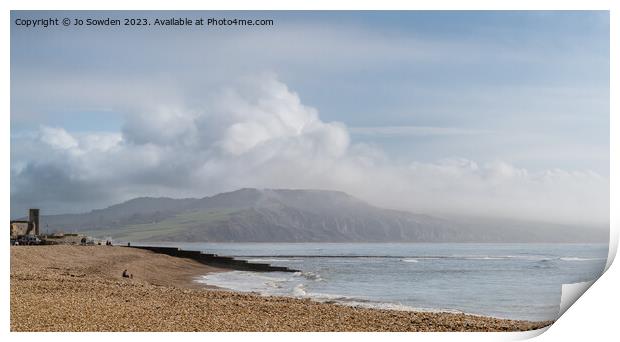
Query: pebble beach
10,245,552,332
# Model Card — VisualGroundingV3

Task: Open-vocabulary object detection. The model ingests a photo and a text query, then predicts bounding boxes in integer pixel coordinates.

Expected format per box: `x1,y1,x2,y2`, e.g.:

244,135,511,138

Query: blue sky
10,11,610,225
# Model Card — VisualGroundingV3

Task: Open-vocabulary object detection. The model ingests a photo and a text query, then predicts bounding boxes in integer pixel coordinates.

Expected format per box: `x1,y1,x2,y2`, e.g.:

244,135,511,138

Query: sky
10,11,610,226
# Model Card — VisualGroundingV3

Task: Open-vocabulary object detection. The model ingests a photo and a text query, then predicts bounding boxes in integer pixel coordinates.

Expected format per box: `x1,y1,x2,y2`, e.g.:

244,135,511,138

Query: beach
10,245,552,332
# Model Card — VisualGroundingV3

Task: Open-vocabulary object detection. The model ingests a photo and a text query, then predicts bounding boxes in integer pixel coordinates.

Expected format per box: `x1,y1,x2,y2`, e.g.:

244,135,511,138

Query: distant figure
122,269,130,278
127,242,131,247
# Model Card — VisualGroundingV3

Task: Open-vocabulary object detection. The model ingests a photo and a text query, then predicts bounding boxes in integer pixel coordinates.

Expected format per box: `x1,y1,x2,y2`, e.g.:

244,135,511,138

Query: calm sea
141,242,608,321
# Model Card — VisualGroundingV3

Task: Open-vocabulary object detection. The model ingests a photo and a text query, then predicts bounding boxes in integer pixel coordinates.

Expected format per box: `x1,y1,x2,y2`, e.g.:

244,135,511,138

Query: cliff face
40,188,607,243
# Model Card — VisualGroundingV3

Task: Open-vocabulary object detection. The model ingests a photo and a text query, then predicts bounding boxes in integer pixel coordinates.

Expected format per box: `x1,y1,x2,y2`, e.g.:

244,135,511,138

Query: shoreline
11,245,553,332
195,271,515,321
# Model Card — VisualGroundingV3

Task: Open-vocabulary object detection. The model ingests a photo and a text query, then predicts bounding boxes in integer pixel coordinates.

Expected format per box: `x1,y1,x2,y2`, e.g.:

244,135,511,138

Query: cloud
349,126,491,137
10,75,609,227
10,14,608,181
39,126,79,150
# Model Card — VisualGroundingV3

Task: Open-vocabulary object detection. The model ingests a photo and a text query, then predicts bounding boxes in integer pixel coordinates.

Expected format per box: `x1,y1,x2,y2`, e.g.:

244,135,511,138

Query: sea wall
128,246,298,272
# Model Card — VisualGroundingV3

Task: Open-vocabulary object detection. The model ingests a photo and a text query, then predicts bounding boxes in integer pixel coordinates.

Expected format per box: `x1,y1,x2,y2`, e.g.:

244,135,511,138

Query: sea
141,242,608,322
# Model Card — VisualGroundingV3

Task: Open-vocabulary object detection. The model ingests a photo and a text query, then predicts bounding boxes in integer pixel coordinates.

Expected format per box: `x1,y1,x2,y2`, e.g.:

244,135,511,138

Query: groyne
128,245,299,272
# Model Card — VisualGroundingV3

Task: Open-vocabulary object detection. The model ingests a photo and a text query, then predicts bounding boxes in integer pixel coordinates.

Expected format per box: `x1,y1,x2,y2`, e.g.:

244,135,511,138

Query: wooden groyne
128,246,299,273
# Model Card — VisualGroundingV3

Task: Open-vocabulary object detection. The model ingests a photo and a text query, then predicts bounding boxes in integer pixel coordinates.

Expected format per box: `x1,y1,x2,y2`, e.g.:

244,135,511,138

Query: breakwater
128,245,299,272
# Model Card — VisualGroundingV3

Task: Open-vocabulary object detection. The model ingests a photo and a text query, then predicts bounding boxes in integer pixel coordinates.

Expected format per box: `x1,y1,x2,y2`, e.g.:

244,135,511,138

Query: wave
401,258,419,263
241,254,557,262
245,258,299,263
294,271,323,281
460,256,506,260
196,271,293,293
298,292,469,316
560,257,606,262
199,271,471,316
337,301,466,315
292,284,307,297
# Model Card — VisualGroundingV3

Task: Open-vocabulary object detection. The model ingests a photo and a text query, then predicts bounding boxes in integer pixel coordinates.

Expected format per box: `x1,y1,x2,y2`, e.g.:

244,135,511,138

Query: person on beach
122,269,130,278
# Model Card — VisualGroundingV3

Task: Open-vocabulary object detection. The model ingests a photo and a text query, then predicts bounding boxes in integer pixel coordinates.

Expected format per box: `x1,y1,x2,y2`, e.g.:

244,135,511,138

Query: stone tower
29,208,40,235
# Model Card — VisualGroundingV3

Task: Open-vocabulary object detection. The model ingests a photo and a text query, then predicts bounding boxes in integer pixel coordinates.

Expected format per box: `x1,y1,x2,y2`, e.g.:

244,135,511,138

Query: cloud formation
10,75,609,226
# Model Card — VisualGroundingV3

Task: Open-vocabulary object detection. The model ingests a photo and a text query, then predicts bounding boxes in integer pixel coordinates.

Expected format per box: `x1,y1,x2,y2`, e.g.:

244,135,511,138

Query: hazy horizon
11,11,610,227
12,187,609,234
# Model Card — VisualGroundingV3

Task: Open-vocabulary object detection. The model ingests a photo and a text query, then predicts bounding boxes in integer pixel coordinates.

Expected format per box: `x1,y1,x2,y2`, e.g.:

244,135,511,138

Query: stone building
10,209,39,238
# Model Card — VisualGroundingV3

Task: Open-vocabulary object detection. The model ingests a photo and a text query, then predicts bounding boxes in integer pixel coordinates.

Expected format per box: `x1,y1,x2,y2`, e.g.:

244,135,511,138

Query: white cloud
10,76,609,226
349,126,490,137
39,126,79,151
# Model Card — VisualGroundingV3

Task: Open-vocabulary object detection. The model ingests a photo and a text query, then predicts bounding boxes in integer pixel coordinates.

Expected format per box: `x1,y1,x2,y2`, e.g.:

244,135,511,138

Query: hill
38,188,607,243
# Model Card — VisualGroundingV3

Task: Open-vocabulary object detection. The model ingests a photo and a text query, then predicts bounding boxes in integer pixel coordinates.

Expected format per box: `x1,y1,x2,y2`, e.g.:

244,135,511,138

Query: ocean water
147,242,608,321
